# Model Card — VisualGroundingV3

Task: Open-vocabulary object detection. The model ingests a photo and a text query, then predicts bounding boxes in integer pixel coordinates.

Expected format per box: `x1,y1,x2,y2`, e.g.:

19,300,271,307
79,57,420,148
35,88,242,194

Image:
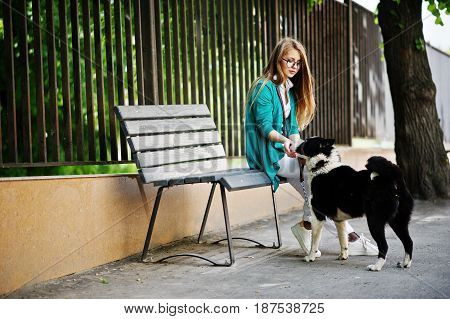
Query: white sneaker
291,223,321,257
348,233,378,256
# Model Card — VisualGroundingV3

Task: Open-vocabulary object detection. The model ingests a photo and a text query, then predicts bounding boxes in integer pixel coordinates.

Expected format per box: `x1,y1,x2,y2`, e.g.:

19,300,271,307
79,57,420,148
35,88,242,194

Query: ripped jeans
276,155,354,235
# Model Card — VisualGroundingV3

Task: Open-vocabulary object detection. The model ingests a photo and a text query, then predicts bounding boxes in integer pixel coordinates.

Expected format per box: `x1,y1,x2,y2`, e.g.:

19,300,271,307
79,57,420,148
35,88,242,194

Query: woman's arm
268,130,296,158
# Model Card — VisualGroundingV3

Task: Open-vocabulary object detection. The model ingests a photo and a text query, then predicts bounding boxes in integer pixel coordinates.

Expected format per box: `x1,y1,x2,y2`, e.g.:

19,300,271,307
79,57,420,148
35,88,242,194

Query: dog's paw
397,254,412,268
367,258,386,271
303,255,316,262
367,264,380,271
337,252,348,260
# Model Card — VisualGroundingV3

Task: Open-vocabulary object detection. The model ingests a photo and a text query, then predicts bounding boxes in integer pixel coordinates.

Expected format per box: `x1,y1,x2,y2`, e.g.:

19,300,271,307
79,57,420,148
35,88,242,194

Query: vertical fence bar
325,1,331,139
255,0,261,77
248,0,255,85
151,0,163,104
195,0,204,104
187,0,197,103
46,0,59,161
104,0,118,160
312,1,317,137
260,0,266,66
139,0,157,106
237,0,244,155
17,0,32,162
59,0,73,161
163,0,173,104
70,0,84,160
230,0,238,156
172,0,182,104
115,0,128,160
33,0,47,162
134,0,145,104
4,0,18,163
93,0,107,160
209,0,219,126
82,0,96,160
202,0,211,114
217,0,226,152
180,0,189,103
115,0,125,107
346,0,353,144
124,0,134,107
339,2,344,142
224,0,232,154
319,4,325,137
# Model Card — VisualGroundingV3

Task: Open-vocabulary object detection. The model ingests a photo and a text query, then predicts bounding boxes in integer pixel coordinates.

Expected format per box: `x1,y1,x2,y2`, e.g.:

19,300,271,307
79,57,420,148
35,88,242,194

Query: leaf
397,22,405,29
389,9,399,17
435,16,444,26
374,17,379,25
438,2,446,10
414,38,425,51
99,277,109,284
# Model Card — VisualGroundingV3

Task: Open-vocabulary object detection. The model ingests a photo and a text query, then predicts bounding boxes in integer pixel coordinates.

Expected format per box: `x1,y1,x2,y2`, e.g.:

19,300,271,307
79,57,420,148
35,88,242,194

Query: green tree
310,0,450,199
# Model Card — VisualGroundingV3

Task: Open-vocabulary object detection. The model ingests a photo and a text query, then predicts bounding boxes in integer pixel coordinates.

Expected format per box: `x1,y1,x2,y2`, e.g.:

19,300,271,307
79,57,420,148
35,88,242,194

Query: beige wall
0,174,302,295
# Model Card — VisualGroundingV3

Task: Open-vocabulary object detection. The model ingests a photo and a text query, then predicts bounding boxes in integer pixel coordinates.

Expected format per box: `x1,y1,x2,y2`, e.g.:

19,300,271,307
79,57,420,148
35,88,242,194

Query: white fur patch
306,148,344,179
336,208,352,221
367,258,386,271
370,172,379,180
397,254,412,268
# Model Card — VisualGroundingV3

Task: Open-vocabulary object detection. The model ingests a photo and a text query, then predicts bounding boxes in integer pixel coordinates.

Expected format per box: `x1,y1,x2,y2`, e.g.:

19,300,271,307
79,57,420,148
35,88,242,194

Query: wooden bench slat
129,131,221,153
115,104,210,120
220,171,271,191
136,145,225,168
139,158,229,184
183,168,252,184
123,117,216,136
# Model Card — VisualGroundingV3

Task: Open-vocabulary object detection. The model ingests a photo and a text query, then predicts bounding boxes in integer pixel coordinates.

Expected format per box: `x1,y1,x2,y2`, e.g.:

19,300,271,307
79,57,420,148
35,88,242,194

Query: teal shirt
244,79,300,191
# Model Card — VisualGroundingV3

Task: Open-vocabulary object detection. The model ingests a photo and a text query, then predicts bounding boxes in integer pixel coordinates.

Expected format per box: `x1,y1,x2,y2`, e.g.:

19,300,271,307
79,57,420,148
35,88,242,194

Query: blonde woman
244,37,377,257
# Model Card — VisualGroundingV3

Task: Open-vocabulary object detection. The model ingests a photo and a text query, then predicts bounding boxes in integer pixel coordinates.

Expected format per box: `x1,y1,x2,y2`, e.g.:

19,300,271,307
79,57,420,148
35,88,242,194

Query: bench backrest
114,105,228,184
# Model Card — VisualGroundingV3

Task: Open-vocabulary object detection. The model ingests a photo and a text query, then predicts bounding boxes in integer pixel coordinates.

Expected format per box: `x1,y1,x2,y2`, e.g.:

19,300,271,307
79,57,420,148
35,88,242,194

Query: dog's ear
319,138,335,149
325,138,335,146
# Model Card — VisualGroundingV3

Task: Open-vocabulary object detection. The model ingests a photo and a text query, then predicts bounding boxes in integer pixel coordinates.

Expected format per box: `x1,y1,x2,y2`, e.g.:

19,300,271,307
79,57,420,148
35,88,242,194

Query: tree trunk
378,0,449,199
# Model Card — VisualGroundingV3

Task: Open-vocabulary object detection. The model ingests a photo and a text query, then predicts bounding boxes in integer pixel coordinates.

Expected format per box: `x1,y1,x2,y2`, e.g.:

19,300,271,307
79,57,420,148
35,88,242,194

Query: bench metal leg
212,185,282,249
141,186,166,262
197,182,217,243
141,183,233,266
220,184,235,265
271,185,282,248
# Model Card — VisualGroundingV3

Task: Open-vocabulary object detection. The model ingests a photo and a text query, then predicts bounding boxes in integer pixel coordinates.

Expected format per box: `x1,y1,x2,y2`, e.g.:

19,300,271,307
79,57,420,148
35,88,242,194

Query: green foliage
426,0,450,26
0,163,137,178
415,38,426,51
307,0,323,12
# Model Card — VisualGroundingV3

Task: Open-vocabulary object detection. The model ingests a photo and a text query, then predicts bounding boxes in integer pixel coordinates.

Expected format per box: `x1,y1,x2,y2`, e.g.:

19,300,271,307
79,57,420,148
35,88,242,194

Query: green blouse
244,79,300,191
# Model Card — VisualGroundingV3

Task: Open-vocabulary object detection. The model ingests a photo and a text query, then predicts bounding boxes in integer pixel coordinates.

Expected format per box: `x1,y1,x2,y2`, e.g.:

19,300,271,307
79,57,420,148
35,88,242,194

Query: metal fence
0,0,385,168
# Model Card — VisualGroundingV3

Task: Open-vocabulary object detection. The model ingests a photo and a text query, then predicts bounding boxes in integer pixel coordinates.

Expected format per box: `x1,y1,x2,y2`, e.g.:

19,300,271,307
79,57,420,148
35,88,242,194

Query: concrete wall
0,174,302,295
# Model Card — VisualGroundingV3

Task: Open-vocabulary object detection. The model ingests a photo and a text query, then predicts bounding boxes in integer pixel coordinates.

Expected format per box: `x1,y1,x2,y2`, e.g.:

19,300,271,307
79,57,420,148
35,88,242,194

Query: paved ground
6,199,450,299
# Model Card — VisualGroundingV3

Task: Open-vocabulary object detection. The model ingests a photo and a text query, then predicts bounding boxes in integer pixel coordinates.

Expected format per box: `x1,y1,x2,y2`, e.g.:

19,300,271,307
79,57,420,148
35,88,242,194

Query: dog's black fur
296,137,414,271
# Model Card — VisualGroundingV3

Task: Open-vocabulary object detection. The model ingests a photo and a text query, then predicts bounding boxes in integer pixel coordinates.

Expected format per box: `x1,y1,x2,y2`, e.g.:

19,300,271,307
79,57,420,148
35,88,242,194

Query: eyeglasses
282,58,301,69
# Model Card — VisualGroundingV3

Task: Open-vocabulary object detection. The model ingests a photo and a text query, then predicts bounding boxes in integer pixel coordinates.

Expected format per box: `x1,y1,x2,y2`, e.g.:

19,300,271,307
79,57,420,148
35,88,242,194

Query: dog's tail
365,156,414,220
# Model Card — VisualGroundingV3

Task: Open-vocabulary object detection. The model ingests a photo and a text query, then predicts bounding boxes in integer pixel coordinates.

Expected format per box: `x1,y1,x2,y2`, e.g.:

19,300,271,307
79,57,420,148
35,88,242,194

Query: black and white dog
296,137,414,271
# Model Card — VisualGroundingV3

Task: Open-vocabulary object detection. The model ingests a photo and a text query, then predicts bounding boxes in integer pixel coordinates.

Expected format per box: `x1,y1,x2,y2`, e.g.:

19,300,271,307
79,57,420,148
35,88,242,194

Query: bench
114,104,282,266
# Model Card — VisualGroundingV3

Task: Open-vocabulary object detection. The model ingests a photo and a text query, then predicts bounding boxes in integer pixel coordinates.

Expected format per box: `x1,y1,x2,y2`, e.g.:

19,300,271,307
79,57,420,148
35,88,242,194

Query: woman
244,37,377,257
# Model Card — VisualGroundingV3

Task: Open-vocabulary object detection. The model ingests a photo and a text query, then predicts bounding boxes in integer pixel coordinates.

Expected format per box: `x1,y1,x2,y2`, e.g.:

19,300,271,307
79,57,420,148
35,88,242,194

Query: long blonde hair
247,37,316,130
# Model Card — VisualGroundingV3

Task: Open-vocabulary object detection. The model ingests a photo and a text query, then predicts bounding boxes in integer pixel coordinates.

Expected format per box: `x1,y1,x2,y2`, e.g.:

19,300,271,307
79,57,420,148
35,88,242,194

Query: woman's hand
283,140,297,158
